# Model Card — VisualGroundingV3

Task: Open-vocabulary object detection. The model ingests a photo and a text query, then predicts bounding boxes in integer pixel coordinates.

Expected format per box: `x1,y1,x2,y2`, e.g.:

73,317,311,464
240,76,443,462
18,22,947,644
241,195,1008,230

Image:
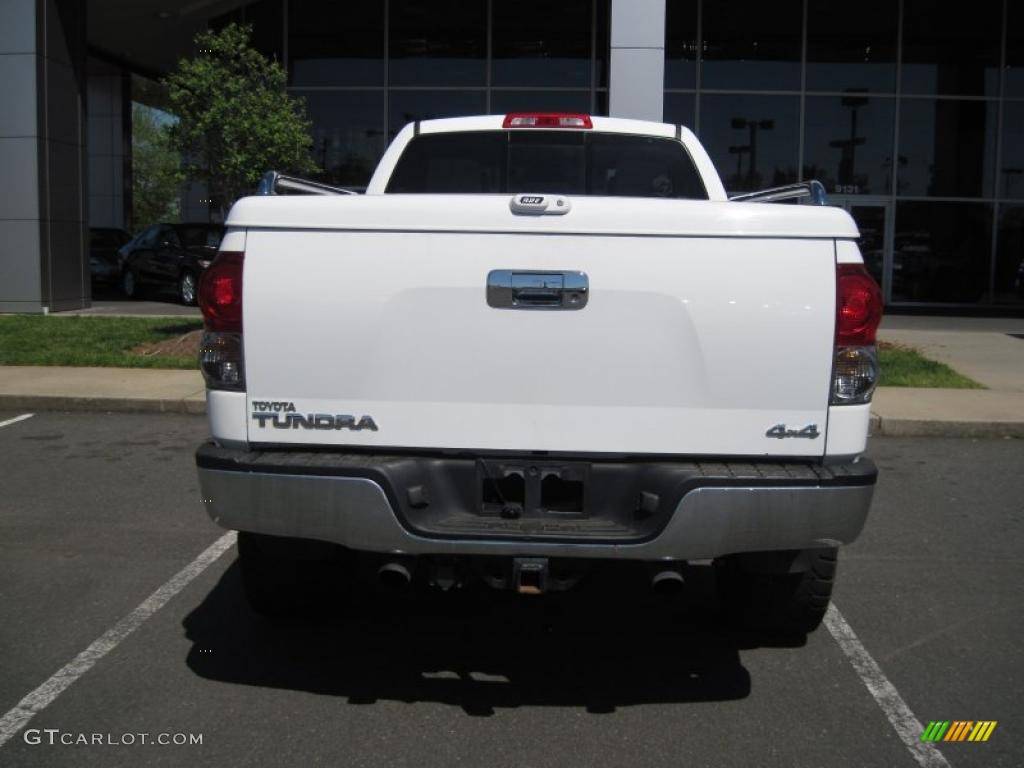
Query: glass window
288,0,385,86
297,90,386,187
159,227,181,249
508,131,587,193
246,0,284,63
664,0,698,90
176,225,224,248
698,94,799,193
585,133,707,199
901,0,1001,97
897,99,997,198
1007,3,1024,98
595,0,610,89
892,202,992,303
386,130,707,199
1000,102,1024,200
803,95,894,196
994,206,1024,305
663,92,696,131
492,0,592,87
388,90,486,139
386,132,506,193
806,0,897,93
137,226,159,248
700,0,802,91
490,90,592,115
388,0,486,87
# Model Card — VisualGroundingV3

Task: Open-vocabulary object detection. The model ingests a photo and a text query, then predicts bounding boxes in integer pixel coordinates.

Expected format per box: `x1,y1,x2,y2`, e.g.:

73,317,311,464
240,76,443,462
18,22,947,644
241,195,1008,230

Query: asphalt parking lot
0,410,1020,767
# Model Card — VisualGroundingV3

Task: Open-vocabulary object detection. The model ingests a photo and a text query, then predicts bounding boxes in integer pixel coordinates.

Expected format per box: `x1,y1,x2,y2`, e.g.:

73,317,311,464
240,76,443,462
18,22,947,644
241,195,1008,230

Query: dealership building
2,0,1023,312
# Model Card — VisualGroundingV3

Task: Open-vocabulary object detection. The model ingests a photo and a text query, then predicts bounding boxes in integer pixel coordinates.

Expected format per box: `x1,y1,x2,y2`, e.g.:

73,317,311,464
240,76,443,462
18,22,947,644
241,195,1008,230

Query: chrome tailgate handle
487,270,589,310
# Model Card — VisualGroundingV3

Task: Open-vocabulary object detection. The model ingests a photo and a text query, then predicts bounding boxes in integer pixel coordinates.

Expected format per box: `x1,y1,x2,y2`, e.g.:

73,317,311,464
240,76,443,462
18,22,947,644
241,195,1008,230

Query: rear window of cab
386,130,709,200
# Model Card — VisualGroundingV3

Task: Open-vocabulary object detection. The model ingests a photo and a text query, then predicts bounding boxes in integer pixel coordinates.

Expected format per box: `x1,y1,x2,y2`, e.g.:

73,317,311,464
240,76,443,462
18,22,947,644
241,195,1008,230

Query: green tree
163,23,318,214
131,103,182,229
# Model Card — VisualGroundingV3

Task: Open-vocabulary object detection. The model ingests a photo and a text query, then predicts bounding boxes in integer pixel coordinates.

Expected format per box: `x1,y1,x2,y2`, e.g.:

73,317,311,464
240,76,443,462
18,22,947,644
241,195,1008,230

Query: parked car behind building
119,223,225,305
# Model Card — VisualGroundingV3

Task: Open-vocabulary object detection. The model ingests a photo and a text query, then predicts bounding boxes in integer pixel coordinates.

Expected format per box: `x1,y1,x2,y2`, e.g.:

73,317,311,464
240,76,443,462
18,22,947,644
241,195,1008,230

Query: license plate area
478,460,588,519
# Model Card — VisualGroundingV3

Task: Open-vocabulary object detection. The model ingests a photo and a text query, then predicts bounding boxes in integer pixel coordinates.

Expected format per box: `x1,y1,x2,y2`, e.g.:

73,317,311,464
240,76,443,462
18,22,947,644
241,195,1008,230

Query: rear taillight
502,113,593,129
198,251,245,391
831,263,883,405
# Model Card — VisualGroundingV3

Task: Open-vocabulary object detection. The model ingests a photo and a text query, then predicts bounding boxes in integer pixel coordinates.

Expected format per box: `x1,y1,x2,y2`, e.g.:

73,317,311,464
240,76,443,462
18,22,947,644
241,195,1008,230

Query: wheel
715,548,837,634
178,270,198,306
121,268,140,299
237,531,351,619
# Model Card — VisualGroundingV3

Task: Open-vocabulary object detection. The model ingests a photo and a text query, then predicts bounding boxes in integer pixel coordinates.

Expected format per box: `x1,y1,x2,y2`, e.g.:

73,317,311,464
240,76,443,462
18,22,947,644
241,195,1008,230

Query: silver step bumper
196,445,875,560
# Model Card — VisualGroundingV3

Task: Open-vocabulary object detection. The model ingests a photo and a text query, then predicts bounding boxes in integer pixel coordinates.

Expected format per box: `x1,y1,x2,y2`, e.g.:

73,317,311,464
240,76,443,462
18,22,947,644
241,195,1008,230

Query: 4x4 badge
766,423,820,439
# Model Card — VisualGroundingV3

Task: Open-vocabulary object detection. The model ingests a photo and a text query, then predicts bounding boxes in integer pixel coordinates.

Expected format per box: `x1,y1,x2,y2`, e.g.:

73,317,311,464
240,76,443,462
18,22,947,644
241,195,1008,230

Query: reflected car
119,223,225,305
89,227,131,291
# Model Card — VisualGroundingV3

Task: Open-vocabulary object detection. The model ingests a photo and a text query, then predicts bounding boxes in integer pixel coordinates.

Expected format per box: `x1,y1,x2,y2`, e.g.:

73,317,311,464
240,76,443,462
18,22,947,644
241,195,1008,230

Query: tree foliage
163,23,318,210
131,103,182,229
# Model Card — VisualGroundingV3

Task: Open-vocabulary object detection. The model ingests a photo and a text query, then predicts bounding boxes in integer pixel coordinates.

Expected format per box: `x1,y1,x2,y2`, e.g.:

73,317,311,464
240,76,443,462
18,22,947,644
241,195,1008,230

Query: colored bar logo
921,721,997,742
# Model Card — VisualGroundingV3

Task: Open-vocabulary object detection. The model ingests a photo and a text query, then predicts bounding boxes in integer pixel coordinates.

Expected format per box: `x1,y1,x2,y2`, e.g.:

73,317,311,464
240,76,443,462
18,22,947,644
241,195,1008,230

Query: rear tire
237,532,351,619
715,548,837,634
121,268,140,299
178,270,198,306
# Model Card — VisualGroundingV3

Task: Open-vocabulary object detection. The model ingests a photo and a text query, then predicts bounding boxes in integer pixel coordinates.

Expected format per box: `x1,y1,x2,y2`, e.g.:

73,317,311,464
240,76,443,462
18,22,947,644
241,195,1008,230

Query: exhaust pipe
651,568,684,597
377,560,413,591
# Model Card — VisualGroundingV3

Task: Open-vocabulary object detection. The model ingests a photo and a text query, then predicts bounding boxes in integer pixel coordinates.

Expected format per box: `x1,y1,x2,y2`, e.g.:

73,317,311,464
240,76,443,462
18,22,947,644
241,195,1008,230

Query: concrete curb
870,416,1024,439
0,395,205,415
2,394,1020,439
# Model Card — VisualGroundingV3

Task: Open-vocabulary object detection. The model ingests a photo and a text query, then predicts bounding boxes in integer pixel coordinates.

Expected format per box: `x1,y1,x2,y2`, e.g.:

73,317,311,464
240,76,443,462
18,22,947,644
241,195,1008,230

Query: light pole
730,117,774,186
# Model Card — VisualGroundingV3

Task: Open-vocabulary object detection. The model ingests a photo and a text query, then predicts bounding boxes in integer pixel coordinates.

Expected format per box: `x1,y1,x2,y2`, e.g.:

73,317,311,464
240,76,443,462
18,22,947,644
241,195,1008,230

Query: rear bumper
195,443,876,560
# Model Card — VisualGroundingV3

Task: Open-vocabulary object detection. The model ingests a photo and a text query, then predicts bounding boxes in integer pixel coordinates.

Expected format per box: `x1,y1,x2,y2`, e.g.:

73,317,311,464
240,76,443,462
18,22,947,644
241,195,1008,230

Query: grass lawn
0,316,202,369
877,341,983,389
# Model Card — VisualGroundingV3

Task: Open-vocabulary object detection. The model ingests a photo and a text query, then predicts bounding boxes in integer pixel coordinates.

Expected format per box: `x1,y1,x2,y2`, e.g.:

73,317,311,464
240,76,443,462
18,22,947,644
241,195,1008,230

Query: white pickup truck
195,113,882,633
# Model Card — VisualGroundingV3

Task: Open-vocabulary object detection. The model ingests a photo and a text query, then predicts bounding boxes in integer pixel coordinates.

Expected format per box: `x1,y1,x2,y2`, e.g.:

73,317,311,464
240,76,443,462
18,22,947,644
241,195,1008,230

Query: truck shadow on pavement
183,561,806,715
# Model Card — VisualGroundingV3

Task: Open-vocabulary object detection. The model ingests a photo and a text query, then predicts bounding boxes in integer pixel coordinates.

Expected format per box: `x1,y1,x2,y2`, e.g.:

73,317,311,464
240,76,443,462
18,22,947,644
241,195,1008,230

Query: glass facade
219,0,610,189
217,0,1023,309
665,0,1023,309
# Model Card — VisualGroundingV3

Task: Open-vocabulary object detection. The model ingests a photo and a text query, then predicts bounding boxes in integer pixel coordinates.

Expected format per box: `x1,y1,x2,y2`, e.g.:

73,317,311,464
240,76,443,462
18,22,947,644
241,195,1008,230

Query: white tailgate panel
243,230,835,456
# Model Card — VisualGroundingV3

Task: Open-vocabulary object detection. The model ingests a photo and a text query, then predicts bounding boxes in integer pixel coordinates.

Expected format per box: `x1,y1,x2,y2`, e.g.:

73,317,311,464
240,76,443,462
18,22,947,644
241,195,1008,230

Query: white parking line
825,604,951,768
0,413,33,430
0,531,237,748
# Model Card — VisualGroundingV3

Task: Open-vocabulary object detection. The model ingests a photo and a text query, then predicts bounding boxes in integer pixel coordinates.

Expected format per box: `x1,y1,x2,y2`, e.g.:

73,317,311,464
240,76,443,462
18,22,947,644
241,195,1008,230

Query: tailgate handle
487,270,588,310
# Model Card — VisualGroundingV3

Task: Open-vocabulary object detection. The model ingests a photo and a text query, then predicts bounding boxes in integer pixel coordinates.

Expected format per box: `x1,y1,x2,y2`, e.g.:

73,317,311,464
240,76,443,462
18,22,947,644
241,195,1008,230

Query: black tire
715,548,837,634
121,268,140,299
178,270,198,306
237,531,351,619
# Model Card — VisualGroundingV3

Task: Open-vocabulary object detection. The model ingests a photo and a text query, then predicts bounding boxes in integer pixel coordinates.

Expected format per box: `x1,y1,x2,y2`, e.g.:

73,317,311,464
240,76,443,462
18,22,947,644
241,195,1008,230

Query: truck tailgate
239,196,842,457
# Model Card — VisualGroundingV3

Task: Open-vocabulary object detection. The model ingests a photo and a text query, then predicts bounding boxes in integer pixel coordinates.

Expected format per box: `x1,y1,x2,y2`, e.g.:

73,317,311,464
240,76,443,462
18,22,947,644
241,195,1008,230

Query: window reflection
803,95,894,195
1000,103,1024,200
663,92,696,130
892,202,992,303
297,90,386,187
901,0,1001,97
289,0,385,86
701,0,802,91
806,0,897,93
489,90,591,115
898,99,996,198
389,0,486,86
388,90,486,139
664,0,698,90
492,0,592,87
1007,4,1024,98
699,94,799,193
995,207,1024,305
